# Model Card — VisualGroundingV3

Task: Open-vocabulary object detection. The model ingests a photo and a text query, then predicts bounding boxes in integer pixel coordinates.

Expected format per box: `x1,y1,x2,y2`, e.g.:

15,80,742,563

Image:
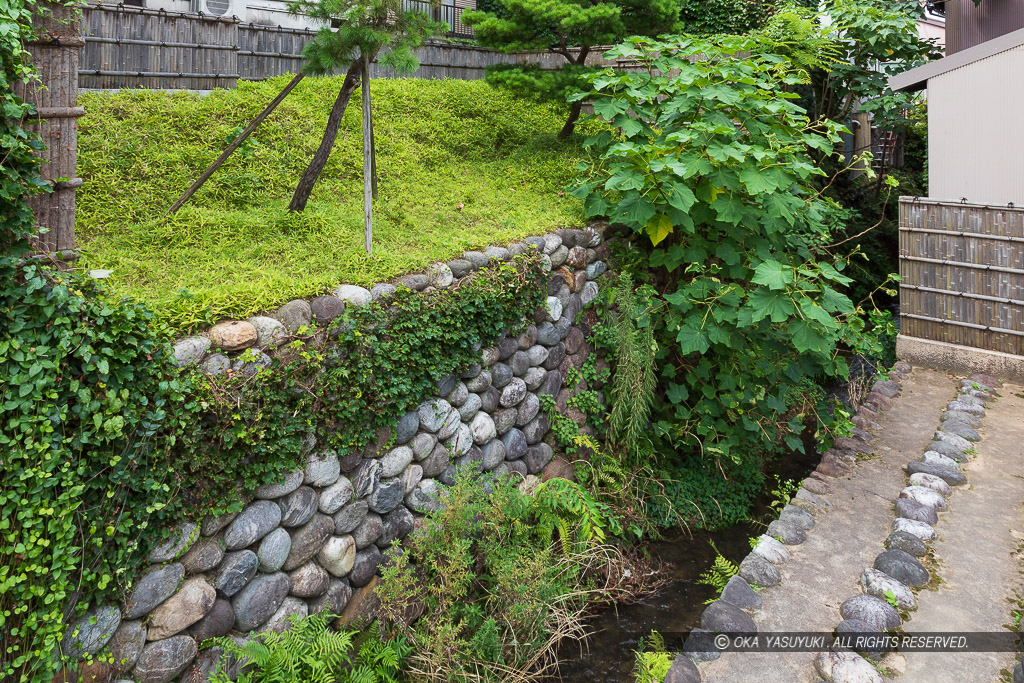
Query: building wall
945,0,1024,54
928,42,1024,205
138,0,475,31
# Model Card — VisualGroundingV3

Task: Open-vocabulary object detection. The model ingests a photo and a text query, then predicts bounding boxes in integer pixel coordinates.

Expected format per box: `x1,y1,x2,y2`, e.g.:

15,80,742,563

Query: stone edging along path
662,365,1009,683
661,363,918,683
814,372,999,682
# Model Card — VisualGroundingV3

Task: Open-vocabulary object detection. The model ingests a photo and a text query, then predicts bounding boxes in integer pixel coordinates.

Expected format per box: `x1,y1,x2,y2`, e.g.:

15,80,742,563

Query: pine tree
462,0,683,138
286,0,446,214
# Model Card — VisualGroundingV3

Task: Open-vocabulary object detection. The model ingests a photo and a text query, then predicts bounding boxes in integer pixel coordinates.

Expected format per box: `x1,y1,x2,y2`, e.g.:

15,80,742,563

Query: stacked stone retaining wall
59,223,612,682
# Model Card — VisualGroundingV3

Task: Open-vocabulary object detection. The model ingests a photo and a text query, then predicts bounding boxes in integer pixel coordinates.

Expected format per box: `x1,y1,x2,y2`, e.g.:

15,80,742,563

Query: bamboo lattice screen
899,197,1024,356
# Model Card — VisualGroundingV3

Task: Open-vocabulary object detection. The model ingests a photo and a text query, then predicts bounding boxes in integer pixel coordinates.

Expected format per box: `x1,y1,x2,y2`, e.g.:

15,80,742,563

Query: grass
76,76,590,331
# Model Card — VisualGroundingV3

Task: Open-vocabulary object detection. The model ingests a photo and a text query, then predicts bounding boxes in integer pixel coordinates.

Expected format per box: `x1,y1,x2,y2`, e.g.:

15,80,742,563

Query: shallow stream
557,442,820,681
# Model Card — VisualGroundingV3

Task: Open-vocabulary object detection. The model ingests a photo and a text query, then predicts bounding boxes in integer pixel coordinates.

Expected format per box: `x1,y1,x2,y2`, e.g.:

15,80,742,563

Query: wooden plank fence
79,3,603,89
899,197,1024,356
81,5,240,90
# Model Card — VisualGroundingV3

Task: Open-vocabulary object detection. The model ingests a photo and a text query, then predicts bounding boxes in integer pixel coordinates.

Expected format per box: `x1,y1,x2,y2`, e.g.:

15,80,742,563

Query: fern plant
633,630,672,683
531,474,621,553
604,273,659,459
696,541,739,604
208,613,410,683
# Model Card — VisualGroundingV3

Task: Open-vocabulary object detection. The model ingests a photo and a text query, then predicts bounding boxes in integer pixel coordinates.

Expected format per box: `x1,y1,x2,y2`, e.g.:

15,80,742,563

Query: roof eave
890,26,1024,92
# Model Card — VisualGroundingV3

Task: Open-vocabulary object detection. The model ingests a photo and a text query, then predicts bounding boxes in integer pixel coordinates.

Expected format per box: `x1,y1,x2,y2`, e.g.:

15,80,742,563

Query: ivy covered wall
52,226,610,682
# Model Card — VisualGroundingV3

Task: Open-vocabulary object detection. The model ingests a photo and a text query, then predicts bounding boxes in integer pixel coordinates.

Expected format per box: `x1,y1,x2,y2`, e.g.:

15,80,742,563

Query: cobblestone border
813,369,1001,683
662,365,915,682
169,223,612,373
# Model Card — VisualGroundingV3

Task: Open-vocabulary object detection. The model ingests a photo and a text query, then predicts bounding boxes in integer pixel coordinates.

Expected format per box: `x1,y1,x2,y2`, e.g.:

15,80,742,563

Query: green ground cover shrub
76,77,587,330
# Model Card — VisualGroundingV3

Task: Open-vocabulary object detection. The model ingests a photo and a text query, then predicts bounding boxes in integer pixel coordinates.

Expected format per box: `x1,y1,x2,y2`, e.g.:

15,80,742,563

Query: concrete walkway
696,368,1024,683
900,381,1024,682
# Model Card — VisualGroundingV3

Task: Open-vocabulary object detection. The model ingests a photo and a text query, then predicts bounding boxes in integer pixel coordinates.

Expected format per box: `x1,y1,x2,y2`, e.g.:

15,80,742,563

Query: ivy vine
1,244,544,681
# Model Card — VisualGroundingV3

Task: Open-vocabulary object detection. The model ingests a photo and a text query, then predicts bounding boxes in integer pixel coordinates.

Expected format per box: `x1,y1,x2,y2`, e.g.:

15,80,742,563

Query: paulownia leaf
746,287,795,322
676,324,710,355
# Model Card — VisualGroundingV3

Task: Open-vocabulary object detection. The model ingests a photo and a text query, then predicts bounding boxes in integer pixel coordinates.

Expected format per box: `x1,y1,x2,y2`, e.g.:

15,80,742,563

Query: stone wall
59,224,612,683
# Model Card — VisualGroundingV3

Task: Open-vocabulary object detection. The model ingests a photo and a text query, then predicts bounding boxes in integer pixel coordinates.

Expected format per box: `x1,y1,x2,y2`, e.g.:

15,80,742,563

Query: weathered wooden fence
81,5,240,90
899,197,1024,356
79,3,590,89
15,1,83,255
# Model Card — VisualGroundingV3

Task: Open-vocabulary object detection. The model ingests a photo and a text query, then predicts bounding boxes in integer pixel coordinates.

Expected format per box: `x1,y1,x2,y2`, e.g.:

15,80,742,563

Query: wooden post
362,58,373,255
851,111,871,179
14,2,84,257
370,104,378,201
164,72,304,217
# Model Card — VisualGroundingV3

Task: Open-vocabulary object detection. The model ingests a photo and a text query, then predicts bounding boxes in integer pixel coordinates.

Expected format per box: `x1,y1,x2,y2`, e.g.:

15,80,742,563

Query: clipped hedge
76,76,587,330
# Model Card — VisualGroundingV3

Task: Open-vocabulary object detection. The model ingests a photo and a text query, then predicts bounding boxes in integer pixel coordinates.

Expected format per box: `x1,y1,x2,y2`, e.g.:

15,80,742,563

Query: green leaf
645,214,674,246
614,193,657,227
738,166,776,195
605,169,645,192
790,320,829,354
715,242,740,266
821,287,854,314
751,261,793,290
676,324,710,355
746,288,795,323
665,182,696,213
711,195,748,225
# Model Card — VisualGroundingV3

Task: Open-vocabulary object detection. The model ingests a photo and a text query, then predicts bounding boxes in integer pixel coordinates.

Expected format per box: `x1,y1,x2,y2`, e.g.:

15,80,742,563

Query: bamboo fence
14,1,83,255
899,197,1024,356
79,4,606,89
80,4,240,90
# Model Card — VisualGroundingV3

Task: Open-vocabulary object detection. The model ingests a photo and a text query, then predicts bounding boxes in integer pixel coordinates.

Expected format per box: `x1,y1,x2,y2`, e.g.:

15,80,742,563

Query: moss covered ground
77,76,588,330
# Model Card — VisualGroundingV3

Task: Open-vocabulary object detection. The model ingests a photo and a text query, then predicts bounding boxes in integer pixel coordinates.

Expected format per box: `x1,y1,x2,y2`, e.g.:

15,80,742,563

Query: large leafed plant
570,34,881,461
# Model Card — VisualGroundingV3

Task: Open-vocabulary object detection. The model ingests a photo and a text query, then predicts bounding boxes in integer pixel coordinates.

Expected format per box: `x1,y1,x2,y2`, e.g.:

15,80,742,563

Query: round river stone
874,549,930,588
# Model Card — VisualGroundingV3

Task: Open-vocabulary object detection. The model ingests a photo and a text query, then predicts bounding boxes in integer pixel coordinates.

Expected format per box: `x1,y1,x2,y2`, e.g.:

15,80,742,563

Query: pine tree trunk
557,48,589,140
288,60,363,213
557,100,584,140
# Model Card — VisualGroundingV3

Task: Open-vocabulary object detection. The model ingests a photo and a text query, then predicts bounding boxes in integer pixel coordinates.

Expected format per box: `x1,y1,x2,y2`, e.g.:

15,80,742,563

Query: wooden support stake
370,104,378,201
362,58,373,255
163,72,304,217
851,111,871,180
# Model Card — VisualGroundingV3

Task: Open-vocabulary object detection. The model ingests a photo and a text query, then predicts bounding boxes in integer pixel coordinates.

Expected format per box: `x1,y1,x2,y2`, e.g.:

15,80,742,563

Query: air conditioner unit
196,0,239,18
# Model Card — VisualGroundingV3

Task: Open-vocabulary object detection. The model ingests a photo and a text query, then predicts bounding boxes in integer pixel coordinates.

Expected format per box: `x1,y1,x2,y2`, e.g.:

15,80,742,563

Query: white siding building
890,27,1024,206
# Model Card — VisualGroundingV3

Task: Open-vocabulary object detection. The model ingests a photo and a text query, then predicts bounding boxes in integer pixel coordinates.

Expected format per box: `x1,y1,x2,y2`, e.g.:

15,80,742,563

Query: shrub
376,470,614,681
570,34,886,466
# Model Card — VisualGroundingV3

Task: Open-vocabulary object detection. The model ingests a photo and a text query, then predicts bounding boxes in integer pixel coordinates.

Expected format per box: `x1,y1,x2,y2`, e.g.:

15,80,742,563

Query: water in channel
558,443,819,682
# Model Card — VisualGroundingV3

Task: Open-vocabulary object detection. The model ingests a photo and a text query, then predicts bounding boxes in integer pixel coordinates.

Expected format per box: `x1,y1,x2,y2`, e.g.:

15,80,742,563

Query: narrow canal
558,440,821,681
